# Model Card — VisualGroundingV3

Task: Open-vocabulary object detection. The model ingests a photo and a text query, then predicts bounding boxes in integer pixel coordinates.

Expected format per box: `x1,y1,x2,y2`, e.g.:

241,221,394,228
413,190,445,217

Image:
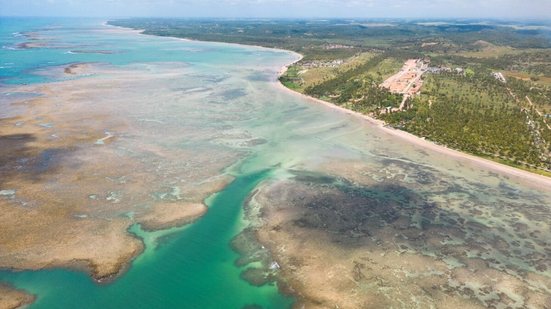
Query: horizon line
1,15,551,22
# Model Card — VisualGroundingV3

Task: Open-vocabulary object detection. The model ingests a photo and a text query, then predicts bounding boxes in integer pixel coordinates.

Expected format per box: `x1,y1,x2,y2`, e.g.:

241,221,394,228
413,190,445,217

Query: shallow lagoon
0,18,550,308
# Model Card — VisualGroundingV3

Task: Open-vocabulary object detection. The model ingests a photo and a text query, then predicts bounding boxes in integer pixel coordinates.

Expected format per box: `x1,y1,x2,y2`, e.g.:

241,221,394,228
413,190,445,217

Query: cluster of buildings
491,72,507,83
381,59,428,98
322,44,355,50
425,66,466,75
379,59,430,112
301,59,345,69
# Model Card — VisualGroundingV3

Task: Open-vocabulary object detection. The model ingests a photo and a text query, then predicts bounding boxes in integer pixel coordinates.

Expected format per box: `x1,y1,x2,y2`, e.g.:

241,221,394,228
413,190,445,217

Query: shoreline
103,21,551,308
274,59,551,189
103,20,551,188
0,20,546,308
103,21,304,61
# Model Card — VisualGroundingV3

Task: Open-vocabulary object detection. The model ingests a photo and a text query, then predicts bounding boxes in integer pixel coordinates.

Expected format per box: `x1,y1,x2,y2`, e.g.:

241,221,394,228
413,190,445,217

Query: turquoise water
0,18,286,85
1,17,551,308
1,167,292,308
0,17,294,308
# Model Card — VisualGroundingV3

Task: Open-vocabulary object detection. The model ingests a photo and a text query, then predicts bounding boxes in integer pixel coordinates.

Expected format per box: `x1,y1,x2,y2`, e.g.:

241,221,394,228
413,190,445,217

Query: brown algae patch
0,63,246,280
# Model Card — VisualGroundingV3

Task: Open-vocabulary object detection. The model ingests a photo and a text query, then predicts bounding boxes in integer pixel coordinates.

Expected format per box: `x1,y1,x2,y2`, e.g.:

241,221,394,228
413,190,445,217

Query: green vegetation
382,73,551,169
304,53,403,109
109,18,551,173
279,66,301,90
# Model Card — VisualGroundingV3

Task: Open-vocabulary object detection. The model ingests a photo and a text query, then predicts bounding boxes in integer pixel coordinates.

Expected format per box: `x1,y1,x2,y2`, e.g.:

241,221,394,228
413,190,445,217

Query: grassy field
503,70,551,86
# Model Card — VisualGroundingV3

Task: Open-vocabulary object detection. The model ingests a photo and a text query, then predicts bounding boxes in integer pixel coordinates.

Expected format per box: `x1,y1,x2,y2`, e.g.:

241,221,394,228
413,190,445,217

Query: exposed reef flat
137,175,233,231
2,20,551,307
0,62,246,281
252,163,551,308
0,285,35,309
137,202,207,231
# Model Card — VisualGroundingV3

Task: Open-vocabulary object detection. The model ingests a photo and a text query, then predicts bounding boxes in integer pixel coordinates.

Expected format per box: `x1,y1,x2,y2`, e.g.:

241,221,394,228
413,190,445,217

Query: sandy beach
250,58,551,308
2,20,550,308
275,59,551,189
113,18,551,189
116,19,551,189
